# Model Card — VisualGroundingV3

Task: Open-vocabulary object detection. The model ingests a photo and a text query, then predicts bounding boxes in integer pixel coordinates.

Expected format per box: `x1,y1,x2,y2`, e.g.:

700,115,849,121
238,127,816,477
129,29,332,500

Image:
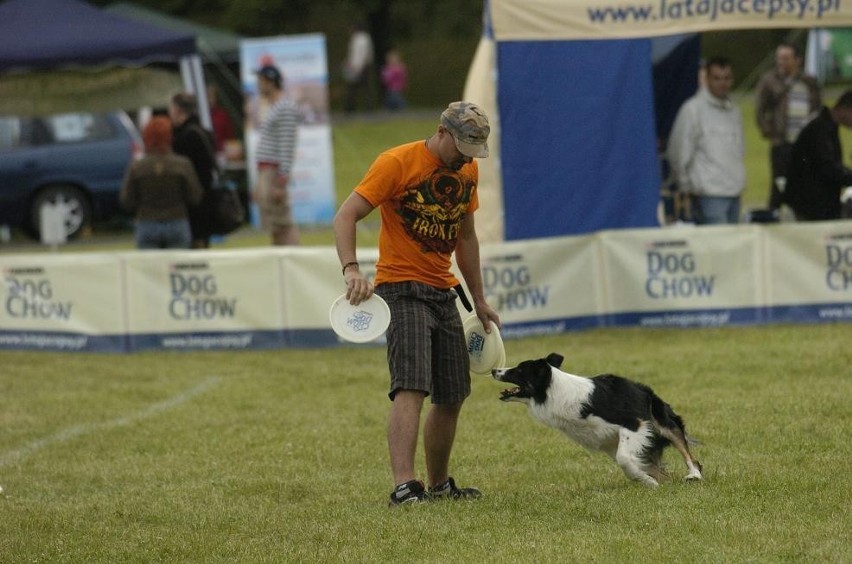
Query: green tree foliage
92,0,485,108
89,1,799,107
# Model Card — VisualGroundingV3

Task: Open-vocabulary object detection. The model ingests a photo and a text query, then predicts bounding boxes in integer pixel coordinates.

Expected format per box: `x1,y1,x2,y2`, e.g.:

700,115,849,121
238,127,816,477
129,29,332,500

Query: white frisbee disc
497,343,507,370
463,315,505,374
329,293,391,343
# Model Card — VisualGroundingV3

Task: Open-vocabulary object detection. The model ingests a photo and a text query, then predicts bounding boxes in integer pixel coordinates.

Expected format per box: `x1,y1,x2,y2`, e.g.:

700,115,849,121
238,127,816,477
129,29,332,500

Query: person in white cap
333,101,501,506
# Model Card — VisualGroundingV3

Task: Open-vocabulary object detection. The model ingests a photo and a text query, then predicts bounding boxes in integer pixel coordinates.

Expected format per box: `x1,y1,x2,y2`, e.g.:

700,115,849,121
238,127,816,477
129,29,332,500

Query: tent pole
180,54,212,130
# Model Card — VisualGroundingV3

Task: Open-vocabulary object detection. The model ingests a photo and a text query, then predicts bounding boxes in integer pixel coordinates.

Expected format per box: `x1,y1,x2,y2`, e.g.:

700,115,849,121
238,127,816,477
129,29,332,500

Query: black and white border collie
492,353,703,488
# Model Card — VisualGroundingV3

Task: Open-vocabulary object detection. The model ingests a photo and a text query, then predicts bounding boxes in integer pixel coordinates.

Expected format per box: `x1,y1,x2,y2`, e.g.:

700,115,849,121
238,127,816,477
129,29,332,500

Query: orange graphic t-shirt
354,140,479,289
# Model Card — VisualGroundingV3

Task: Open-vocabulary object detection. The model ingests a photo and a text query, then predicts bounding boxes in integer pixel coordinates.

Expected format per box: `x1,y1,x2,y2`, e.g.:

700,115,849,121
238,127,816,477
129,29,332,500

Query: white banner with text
491,0,852,41
1,222,849,352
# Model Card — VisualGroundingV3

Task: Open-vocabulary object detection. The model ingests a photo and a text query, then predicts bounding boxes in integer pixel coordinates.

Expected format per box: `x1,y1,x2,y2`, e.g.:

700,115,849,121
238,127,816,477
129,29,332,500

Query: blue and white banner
1,222,850,352
599,226,764,327
454,237,604,336
490,0,852,41
765,222,852,323
123,249,287,351
240,33,335,225
0,254,125,352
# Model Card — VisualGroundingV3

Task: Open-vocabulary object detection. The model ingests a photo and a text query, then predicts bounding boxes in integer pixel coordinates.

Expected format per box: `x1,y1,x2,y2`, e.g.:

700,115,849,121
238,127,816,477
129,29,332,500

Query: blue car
0,111,142,240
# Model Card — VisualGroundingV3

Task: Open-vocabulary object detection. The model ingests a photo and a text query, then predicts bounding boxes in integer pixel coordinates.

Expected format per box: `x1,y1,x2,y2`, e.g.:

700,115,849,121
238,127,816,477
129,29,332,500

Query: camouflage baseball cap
440,101,490,158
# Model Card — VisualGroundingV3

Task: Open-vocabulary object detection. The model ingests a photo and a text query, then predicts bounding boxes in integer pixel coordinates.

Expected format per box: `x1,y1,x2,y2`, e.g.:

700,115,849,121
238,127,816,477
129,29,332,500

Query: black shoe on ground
428,476,482,500
388,479,432,507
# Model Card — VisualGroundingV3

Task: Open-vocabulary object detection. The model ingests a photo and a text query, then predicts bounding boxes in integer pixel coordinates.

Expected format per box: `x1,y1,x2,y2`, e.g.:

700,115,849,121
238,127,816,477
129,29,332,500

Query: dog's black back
585,375,686,432
585,374,689,465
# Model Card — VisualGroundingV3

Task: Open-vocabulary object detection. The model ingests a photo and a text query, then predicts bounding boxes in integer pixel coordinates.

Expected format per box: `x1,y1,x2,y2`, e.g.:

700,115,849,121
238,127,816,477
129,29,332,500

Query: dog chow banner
598,225,764,328
454,236,605,337
1,221,850,352
0,253,125,352
123,250,286,351
764,222,852,324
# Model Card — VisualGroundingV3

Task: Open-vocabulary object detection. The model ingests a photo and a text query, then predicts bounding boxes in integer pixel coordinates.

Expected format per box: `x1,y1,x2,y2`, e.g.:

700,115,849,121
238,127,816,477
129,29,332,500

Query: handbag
190,124,246,235
209,174,245,235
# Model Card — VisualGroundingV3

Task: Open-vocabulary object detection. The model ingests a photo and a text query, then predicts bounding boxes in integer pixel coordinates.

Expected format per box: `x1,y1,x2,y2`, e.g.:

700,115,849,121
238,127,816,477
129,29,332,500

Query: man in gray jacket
668,57,745,225
755,42,821,212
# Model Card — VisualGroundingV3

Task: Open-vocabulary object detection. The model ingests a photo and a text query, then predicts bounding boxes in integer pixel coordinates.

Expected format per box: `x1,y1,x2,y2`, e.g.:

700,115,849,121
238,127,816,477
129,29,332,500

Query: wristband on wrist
342,261,359,276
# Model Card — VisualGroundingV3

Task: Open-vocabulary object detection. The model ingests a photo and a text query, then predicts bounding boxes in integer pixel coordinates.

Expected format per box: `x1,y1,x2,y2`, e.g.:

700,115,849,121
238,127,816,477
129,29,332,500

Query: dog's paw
684,471,703,482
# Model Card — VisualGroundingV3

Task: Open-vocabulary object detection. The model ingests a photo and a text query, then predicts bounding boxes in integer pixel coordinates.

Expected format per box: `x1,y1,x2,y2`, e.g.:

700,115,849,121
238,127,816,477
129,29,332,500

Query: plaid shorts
375,281,470,404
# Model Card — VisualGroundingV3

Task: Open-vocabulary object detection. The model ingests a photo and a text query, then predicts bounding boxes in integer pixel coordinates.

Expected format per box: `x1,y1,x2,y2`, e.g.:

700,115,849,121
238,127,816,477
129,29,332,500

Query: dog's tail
648,391,686,433
648,388,703,478
648,391,702,443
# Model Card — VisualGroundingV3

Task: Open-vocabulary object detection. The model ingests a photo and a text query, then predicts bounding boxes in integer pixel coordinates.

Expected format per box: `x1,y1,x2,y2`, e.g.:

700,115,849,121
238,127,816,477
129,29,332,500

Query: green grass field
2,95,851,561
1,324,850,562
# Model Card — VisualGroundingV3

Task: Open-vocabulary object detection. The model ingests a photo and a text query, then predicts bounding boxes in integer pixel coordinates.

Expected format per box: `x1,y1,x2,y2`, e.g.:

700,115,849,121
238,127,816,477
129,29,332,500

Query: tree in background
92,0,484,109
90,1,797,108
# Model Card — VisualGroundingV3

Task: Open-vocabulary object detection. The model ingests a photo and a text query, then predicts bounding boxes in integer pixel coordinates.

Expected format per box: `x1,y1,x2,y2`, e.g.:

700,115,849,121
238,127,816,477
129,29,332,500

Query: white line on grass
0,376,221,468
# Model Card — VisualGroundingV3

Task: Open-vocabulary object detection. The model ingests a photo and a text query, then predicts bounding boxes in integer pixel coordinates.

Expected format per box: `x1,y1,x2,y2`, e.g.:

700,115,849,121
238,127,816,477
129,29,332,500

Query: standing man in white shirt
253,64,301,246
755,42,821,213
668,57,746,225
343,21,374,114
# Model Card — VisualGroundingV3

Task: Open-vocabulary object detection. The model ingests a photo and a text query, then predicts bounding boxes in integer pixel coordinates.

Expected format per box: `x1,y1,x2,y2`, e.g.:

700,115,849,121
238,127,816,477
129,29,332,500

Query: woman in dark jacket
120,116,203,249
170,92,217,248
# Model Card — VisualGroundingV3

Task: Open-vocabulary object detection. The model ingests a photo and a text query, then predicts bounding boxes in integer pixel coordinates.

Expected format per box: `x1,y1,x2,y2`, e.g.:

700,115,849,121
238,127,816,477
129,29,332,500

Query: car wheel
28,184,91,241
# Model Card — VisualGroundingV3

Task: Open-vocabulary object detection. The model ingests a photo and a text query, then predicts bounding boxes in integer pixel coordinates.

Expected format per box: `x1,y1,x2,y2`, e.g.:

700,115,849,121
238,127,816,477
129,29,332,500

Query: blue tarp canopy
0,0,196,74
497,38,665,240
104,2,242,63
466,0,852,242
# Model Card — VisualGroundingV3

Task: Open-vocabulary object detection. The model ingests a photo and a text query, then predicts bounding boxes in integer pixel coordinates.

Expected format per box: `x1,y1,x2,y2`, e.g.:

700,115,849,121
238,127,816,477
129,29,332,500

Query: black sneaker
428,477,482,500
388,479,432,507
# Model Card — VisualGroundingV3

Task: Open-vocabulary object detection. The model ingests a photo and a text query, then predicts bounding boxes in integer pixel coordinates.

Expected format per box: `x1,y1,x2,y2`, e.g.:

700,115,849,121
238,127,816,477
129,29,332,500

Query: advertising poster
456,236,605,337
0,254,125,352
765,222,852,323
2,222,851,354
123,250,285,351
491,0,851,42
240,34,336,226
600,226,763,328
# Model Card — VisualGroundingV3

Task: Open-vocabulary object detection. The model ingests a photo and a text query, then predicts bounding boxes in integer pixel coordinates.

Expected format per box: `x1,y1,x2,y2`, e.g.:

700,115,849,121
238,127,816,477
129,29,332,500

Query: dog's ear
545,353,563,368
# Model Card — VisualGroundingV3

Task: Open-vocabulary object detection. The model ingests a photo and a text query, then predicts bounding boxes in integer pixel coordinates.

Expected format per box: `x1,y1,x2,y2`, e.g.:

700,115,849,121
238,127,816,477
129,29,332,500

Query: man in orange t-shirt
333,101,501,506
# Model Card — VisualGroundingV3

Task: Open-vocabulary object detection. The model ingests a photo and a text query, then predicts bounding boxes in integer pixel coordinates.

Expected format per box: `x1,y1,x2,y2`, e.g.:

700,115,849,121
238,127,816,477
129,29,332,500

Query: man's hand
344,268,374,305
474,301,501,334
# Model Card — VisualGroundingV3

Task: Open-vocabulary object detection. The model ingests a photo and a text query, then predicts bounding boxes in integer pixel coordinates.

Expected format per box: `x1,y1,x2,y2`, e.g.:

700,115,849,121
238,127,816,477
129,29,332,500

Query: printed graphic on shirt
397,169,475,255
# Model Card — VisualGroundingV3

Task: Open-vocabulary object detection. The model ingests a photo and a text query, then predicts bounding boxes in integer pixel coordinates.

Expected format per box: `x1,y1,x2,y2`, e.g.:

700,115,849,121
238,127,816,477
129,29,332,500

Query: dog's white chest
528,375,619,452
550,413,619,451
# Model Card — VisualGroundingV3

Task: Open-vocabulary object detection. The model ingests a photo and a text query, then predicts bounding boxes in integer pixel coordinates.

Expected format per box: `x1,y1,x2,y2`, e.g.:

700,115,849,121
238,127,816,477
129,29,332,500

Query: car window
43,113,116,143
0,116,22,150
